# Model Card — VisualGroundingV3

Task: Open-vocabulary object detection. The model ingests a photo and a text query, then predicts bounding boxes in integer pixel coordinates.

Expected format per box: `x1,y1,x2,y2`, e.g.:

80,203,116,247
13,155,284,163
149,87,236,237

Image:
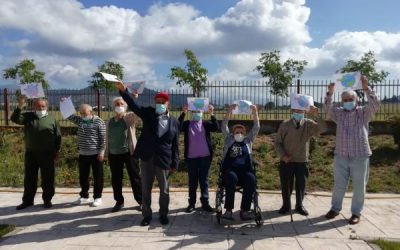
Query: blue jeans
186,156,212,205
330,155,370,216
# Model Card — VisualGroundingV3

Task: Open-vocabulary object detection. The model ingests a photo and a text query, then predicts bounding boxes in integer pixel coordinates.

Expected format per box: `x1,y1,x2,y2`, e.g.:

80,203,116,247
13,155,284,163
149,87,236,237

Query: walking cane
288,178,293,222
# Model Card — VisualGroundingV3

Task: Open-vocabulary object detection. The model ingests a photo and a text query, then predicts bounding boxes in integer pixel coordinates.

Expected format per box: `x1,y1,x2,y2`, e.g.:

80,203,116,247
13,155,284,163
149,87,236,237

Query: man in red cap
116,81,179,226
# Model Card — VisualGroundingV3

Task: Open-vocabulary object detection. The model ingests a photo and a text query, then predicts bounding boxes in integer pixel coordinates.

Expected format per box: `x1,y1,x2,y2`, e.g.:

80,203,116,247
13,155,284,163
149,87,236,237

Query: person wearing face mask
65,102,106,207
220,103,260,220
178,104,219,213
104,97,142,212
274,105,327,216
115,82,179,227
11,96,61,210
324,76,379,225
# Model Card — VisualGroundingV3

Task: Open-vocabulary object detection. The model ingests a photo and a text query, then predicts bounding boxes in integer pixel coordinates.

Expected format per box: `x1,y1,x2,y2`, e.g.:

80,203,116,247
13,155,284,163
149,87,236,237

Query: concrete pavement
1,188,400,249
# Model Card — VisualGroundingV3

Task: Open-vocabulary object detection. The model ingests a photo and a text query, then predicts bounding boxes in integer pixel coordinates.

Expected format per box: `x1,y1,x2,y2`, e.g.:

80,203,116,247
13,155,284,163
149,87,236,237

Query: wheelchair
215,160,263,226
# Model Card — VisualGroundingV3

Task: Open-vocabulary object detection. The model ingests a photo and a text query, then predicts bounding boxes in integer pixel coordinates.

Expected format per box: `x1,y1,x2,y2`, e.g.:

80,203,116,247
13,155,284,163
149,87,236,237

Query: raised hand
182,104,188,113
308,105,318,116
327,82,335,97
17,95,27,108
228,104,237,114
208,104,214,115
115,81,127,92
250,104,257,114
361,75,369,90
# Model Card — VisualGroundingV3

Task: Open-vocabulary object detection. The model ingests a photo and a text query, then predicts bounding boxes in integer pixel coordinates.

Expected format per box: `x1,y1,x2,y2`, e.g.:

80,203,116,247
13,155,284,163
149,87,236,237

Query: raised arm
306,106,327,137
10,95,28,125
204,105,219,132
247,105,260,143
361,76,380,121
324,82,339,122
66,114,82,125
178,105,188,132
222,104,236,137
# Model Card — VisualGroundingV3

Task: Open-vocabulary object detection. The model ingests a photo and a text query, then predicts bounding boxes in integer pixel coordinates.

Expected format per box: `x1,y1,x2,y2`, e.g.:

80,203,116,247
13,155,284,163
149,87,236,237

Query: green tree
339,51,389,86
3,59,49,89
89,61,124,90
169,49,208,97
256,50,307,97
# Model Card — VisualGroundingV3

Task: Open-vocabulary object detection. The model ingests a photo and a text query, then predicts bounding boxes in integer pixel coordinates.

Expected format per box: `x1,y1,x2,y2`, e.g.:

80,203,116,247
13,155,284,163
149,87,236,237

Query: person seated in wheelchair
220,103,260,220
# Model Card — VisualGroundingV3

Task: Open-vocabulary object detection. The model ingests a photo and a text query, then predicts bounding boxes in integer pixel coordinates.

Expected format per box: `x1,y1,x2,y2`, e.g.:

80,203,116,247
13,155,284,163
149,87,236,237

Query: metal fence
1,79,400,126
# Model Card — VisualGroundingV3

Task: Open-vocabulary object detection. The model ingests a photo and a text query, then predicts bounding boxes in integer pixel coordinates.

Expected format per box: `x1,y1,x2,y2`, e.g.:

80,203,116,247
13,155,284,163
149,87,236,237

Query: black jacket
120,90,180,170
178,112,219,159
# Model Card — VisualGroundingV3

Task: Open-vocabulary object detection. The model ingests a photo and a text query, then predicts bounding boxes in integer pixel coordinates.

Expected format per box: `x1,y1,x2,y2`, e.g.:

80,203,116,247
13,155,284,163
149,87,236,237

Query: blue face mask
292,113,304,121
155,104,167,114
343,101,356,111
192,112,203,121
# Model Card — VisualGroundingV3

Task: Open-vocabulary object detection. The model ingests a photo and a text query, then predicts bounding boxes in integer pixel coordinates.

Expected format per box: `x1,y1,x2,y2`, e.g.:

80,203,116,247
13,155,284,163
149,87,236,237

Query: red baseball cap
154,92,169,101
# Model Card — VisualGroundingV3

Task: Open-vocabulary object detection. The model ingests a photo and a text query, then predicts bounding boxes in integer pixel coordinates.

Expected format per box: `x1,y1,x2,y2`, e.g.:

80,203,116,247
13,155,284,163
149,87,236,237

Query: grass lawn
372,239,400,250
0,224,15,238
1,127,399,192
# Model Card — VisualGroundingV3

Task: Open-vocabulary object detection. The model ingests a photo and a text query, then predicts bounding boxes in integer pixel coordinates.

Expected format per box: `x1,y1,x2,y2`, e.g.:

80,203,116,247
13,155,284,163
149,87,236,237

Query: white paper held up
99,72,121,82
20,83,45,99
187,97,209,112
334,72,362,92
60,96,76,119
290,93,314,111
232,100,252,114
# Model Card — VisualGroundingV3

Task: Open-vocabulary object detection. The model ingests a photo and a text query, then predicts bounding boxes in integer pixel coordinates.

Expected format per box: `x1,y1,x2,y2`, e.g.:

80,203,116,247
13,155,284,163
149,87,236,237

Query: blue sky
0,0,399,89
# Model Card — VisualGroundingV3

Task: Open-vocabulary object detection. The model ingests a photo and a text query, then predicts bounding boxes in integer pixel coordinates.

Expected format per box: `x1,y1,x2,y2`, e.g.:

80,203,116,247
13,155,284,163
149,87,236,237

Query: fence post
297,79,301,94
96,89,101,117
3,88,9,126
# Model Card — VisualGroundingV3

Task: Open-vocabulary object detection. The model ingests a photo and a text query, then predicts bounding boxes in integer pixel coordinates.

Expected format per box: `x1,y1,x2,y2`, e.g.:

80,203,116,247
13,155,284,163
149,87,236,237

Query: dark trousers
23,151,55,204
186,156,212,206
141,157,169,218
109,153,142,205
279,162,309,209
78,154,104,199
224,170,256,211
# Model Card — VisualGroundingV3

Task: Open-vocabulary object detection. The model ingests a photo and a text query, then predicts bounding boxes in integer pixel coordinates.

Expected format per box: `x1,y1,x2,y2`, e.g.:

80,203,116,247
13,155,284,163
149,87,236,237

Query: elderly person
274,105,327,216
66,103,106,207
115,82,179,226
324,76,379,225
11,96,61,210
221,104,260,220
178,104,219,213
105,97,142,212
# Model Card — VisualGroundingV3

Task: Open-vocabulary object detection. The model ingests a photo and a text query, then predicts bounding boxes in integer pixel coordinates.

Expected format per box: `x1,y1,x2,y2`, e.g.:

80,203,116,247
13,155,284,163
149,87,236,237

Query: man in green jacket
11,95,61,210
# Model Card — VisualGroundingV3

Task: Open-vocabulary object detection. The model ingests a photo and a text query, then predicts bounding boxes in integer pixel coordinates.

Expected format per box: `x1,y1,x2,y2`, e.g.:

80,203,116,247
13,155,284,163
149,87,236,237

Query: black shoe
140,217,152,226
278,206,290,214
111,202,124,212
160,215,169,225
295,206,309,216
201,203,214,212
325,210,340,219
43,201,52,209
240,210,254,220
16,202,33,210
186,204,195,213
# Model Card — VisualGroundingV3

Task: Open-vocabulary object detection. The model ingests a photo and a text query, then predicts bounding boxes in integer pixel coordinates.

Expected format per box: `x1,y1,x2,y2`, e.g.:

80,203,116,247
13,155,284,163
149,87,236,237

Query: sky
0,0,399,89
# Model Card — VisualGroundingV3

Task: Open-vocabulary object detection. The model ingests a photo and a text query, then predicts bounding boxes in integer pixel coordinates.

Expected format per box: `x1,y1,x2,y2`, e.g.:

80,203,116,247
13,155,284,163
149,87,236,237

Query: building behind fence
1,79,400,126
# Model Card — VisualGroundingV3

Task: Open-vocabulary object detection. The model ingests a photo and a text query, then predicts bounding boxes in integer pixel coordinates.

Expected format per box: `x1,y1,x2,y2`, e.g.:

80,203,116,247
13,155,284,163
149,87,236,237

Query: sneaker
111,202,124,212
74,197,92,205
186,204,195,213
240,210,254,220
92,198,102,207
202,203,214,212
43,201,53,209
160,215,169,225
16,202,33,210
223,210,233,220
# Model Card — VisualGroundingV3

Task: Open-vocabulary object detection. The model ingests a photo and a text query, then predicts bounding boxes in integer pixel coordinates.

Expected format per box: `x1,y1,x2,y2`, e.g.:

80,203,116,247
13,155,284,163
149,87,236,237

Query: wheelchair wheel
254,206,263,226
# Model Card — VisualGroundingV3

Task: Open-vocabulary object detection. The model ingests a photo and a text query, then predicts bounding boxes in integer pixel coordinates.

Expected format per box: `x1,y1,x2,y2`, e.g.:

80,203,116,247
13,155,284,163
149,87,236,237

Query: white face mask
234,133,245,142
82,115,92,121
115,106,126,114
35,110,47,118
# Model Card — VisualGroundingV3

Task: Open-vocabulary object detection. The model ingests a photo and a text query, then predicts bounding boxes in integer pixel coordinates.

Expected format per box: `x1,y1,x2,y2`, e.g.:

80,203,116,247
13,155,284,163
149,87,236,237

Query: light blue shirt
158,113,170,137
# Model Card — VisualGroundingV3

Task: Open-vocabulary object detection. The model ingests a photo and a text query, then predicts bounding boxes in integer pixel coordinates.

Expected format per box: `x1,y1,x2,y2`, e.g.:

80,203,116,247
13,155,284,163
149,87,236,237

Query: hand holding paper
187,97,209,112
334,72,362,92
59,96,76,119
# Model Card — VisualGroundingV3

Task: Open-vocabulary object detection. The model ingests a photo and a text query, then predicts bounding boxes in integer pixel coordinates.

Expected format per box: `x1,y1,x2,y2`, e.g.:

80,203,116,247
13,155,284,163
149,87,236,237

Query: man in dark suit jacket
116,81,179,226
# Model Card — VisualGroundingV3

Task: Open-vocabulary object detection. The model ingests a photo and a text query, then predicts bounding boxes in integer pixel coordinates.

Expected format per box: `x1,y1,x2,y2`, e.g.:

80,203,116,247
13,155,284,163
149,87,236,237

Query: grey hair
33,98,48,106
341,90,358,101
112,97,127,107
79,104,93,112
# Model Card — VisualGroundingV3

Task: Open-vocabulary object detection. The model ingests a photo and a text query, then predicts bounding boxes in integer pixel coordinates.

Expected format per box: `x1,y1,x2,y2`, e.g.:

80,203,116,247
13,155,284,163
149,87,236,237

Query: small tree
89,61,124,90
3,59,49,89
256,50,307,97
169,49,208,97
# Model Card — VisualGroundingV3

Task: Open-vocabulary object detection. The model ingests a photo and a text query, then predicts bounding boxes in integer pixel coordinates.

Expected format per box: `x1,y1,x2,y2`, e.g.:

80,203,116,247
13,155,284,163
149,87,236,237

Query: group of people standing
11,75,379,226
